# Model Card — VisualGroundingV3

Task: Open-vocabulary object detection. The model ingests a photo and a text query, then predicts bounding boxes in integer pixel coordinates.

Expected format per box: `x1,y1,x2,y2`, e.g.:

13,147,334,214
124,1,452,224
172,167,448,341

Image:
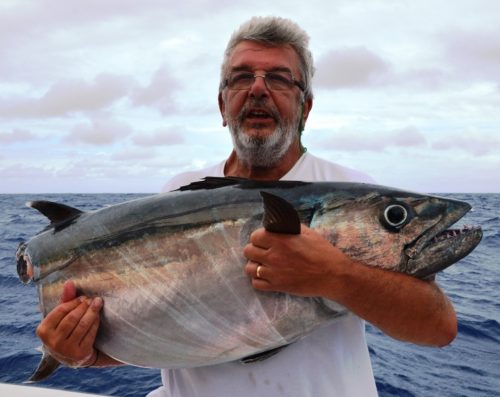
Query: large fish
16,178,482,381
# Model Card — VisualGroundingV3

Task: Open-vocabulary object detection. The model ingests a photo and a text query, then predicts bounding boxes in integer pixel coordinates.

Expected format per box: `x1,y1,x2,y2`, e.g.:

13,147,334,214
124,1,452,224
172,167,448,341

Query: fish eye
382,203,409,230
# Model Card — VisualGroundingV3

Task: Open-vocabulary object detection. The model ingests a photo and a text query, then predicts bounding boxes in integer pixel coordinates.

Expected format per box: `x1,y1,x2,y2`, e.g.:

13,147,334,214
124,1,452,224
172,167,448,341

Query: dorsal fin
176,176,247,191
177,176,309,192
260,191,301,234
27,201,83,229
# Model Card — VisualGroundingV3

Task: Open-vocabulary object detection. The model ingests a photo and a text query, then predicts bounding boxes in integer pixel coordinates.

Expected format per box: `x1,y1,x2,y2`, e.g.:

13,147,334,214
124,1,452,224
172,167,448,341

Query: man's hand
244,225,343,296
243,224,457,347
36,280,102,368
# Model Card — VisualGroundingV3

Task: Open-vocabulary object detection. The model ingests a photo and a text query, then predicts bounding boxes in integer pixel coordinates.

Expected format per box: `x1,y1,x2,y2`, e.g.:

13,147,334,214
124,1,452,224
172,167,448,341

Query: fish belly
38,220,337,368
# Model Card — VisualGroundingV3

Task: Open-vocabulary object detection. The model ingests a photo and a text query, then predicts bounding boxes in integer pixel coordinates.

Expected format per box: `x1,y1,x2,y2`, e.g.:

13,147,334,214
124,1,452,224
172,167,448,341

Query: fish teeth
430,225,479,245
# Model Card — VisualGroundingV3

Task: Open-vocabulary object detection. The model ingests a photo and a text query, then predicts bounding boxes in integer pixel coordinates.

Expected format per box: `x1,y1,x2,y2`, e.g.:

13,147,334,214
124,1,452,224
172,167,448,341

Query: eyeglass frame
223,69,305,92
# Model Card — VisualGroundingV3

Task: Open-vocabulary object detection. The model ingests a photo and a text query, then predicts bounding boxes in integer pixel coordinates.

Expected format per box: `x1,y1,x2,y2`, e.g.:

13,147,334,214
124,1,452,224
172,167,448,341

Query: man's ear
302,96,313,124
218,92,227,127
298,97,313,132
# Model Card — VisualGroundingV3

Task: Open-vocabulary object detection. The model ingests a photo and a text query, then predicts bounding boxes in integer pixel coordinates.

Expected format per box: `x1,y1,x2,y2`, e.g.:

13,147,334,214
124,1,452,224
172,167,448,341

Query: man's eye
267,73,289,83
266,73,293,89
232,73,253,83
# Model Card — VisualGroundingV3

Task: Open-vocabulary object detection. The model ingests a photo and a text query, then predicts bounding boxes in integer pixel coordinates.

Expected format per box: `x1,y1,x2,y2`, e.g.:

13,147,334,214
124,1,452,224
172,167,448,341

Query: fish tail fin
24,349,61,383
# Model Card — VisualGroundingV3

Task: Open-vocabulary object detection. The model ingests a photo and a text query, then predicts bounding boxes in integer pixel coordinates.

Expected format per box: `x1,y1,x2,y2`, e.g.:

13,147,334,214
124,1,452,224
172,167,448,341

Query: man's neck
223,143,303,180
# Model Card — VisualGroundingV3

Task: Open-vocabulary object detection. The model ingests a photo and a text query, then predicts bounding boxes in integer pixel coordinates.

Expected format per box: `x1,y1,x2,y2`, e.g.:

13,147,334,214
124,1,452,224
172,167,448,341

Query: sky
1,0,499,193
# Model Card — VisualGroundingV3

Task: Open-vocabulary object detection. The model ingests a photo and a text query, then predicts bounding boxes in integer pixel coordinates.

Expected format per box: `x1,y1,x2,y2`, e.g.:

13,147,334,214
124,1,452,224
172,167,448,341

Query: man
36,16,457,397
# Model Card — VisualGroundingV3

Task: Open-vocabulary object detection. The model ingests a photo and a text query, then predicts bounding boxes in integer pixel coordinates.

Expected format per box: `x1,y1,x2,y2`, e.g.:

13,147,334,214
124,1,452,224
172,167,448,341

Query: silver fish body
16,178,482,378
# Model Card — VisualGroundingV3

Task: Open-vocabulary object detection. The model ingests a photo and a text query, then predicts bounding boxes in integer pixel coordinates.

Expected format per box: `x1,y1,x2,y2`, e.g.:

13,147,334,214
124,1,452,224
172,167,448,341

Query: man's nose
248,75,270,97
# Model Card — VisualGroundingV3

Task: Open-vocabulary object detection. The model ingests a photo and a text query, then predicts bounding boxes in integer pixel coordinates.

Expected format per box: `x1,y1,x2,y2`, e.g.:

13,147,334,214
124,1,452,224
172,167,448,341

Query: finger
245,261,272,283
41,298,85,332
68,297,103,347
249,228,273,248
250,226,302,247
54,299,92,339
60,280,77,303
255,264,265,280
79,315,100,352
244,261,257,277
251,277,273,291
243,243,267,262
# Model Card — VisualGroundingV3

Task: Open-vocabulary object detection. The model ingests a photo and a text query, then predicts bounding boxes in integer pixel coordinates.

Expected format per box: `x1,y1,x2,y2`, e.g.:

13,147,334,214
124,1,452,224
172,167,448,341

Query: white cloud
315,47,392,89
317,126,427,152
111,147,156,161
132,127,185,146
65,118,132,145
400,68,448,90
0,128,37,143
0,74,133,118
441,28,500,83
431,132,500,156
315,47,454,91
131,66,181,114
0,163,55,180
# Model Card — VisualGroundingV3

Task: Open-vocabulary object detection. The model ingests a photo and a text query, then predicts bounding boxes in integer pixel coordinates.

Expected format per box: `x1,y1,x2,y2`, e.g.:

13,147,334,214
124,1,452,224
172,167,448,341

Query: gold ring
256,265,262,278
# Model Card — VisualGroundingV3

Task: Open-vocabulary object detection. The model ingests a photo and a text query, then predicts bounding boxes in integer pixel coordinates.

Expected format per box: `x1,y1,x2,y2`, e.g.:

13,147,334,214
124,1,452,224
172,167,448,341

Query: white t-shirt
161,152,375,192
150,152,378,397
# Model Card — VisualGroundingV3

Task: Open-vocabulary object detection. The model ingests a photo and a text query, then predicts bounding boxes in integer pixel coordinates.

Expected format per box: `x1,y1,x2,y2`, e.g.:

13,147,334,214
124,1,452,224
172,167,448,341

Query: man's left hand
243,224,348,297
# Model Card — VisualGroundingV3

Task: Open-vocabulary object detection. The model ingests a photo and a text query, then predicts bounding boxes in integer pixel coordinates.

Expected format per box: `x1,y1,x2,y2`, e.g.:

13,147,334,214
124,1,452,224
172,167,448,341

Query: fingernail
91,297,103,309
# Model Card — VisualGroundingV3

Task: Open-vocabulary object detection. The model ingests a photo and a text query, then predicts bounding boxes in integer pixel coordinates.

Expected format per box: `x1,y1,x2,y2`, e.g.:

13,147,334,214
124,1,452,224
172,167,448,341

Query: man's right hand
36,280,103,368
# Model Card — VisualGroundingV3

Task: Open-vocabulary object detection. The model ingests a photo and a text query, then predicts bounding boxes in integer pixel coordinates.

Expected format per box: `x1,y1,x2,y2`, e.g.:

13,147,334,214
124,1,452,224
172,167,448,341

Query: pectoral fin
260,191,301,234
240,345,289,364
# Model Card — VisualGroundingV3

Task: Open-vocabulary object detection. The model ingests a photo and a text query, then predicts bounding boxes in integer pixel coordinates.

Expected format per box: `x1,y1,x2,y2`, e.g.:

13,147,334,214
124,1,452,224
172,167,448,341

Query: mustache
237,98,281,123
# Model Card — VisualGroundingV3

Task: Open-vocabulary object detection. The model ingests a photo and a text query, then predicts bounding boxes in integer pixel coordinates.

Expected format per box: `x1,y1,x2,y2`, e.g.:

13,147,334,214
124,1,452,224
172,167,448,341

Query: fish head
311,188,482,278
399,195,483,278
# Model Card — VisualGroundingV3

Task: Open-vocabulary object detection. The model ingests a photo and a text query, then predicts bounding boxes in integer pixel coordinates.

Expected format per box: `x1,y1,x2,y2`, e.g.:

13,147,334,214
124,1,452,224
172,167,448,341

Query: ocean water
0,193,498,396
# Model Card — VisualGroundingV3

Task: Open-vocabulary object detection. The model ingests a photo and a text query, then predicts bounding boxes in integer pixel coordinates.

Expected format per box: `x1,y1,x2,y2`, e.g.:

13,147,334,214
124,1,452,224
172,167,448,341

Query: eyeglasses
224,71,305,92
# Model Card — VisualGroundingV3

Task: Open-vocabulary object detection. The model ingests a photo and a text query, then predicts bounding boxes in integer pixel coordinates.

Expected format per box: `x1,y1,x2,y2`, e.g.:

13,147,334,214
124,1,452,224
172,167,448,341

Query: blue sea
0,193,499,396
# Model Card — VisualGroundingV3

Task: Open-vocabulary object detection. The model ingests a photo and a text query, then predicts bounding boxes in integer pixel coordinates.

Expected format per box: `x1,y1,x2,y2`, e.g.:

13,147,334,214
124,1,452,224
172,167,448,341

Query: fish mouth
404,199,483,278
16,242,33,284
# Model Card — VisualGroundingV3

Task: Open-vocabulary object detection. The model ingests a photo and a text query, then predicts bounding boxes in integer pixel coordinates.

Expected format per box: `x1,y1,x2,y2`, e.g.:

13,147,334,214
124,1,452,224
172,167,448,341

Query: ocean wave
458,319,500,343
375,381,416,397
0,274,21,287
1,192,498,397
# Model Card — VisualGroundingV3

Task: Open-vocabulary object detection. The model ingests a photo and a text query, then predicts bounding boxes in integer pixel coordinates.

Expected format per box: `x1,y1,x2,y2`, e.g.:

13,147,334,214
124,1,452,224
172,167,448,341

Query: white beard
226,100,302,168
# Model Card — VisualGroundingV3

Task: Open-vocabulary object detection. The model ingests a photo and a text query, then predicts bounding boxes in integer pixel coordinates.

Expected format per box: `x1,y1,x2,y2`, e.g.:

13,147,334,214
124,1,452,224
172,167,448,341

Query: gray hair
219,16,315,100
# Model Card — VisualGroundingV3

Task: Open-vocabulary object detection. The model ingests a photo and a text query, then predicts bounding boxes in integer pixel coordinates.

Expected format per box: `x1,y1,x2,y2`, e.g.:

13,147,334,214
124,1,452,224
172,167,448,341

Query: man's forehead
229,41,300,72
